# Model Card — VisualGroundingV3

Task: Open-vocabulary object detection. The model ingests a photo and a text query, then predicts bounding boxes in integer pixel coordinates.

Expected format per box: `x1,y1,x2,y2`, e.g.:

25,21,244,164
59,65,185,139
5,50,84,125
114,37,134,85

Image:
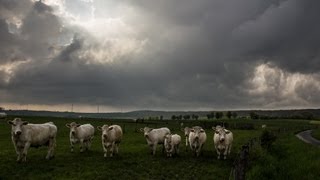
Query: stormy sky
1,0,320,112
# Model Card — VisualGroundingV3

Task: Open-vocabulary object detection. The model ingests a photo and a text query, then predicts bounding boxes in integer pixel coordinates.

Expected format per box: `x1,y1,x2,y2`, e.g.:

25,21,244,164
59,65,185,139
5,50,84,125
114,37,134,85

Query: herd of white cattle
7,118,233,162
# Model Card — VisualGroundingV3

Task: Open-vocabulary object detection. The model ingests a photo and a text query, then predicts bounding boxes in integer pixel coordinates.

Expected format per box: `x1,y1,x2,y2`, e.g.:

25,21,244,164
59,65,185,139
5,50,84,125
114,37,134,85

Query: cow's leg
22,142,31,162
84,140,88,151
80,139,84,153
223,148,228,160
228,144,232,155
87,138,92,151
176,144,180,155
47,137,56,159
103,141,108,158
215,146,220,159
70,141,74,153
115,143,119,155
12,139,21,162
16,147,23,162
110,142,115,157
152,144,157,156
185,137,188,152
162,144,165,154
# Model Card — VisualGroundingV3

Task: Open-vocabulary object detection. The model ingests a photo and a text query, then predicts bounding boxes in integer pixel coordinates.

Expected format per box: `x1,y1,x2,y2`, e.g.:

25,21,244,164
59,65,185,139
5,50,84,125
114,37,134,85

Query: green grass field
311,128,320,140
0,116,318,179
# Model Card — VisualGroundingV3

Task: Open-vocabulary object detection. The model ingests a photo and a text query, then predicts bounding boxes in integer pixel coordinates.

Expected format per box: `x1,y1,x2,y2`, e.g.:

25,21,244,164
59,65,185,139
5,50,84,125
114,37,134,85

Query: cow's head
181,127,191,137
140,127,153,138
97,125,114,139
66,122,81,135
7,118,28,136
190,126,205,140
212,126,230,143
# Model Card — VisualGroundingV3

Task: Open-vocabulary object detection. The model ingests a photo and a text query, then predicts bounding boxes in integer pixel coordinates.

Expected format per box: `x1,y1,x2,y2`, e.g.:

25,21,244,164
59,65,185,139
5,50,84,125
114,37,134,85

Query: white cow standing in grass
97,124,123,157
181,127,191,152
140,127,171,155
212,125,233,160
7,118,57,162
188,126,207,157
164,134,181,157
66,122,94,153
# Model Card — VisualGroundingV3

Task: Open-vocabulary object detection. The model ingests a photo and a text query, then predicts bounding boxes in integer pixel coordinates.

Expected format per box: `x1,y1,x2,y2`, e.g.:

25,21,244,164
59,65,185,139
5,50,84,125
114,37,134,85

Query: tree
159,115,163,120
171,115,176,120
183,115,190,120
226,111,232,119
0,107,4,111
215,112,223,119
250,112,259,119
194,115,199,120
232,112,238,119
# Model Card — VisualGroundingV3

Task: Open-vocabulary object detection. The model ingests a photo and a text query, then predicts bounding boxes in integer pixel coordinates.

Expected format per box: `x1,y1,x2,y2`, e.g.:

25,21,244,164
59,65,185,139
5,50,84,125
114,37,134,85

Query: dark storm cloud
1,0,320,111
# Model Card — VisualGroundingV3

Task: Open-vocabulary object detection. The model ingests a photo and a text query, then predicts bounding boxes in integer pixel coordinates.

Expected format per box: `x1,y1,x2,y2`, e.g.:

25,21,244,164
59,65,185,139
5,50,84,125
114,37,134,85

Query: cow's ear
181,128,185,132
76,124,81,127
66,123,71,128
97,126,102,131
108,126,114,131
215,131,219,134
148,128,153,132
200,129,205,133
22,121,28,125
190,129,194,132
212,127,216,131
7,120,13,125
225,130,230,134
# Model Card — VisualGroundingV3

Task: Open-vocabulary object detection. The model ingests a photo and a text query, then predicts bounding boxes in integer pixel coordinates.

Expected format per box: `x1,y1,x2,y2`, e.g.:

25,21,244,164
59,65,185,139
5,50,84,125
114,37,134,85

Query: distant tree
160,115,163,120
178,115,183,120
0,107,4,111
215,112,223,119
183,115,190,120
207,114,212,120
226,111,232,119
171,115,176,120
232,112,238,119
194,115,199,120
250,112,259,119
300,112,314,120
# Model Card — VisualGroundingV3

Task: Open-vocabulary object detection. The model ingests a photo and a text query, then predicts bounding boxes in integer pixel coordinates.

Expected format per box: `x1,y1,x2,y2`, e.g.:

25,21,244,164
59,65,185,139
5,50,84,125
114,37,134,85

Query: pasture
0,116,319,179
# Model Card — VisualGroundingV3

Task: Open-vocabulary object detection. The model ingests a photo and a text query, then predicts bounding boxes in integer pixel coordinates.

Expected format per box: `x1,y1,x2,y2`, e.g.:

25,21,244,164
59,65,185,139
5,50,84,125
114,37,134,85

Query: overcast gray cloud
1,0,320,112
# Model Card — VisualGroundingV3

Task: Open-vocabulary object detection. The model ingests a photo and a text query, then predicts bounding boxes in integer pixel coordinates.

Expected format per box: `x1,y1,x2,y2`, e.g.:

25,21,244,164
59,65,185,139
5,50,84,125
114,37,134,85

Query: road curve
296,130,320,146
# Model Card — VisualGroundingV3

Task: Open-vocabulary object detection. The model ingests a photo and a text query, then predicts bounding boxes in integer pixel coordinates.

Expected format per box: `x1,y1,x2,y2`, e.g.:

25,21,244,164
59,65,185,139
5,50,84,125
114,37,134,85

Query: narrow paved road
296,130,320,146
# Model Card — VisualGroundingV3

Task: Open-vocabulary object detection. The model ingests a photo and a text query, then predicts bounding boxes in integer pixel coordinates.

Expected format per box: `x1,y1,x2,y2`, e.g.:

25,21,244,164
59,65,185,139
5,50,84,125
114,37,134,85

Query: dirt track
296,130,320,146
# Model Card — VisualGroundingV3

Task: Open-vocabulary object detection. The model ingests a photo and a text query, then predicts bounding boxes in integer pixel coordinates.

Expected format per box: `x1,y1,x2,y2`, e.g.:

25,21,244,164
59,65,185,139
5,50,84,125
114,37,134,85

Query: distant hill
3,109,320,120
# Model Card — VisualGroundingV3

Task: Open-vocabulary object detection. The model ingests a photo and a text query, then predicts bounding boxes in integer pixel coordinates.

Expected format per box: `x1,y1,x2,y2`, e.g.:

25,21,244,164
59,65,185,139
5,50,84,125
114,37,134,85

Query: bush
260,130,277,150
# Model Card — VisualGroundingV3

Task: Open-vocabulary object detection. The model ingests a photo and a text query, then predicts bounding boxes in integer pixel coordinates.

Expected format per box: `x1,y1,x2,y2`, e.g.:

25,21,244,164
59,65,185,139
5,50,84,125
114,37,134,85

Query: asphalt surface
296,130,320,146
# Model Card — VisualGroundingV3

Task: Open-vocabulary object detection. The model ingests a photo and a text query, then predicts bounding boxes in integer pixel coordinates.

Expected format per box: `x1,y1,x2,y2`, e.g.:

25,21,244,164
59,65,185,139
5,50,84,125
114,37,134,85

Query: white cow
261,124,267,129
97,124,123,157
7,118,57,162
212,126,233,159
66,122,94,153
164,134,181,157
181,127,191,151
188,126,207,157
140,127,171,155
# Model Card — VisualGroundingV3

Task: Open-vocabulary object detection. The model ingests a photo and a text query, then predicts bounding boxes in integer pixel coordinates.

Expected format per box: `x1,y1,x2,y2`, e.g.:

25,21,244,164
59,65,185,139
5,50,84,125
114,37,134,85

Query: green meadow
0,116,319,179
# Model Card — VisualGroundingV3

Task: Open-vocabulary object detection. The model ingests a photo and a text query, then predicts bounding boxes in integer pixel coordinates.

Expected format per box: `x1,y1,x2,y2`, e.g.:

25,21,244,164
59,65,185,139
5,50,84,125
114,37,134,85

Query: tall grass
247,129,320,180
